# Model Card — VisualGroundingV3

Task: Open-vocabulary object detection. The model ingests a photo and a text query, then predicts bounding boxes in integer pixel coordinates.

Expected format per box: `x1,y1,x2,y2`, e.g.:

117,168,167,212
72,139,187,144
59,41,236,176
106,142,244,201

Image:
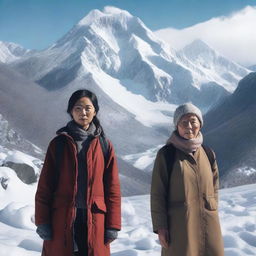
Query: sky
0,0,254,51
155,5,256,66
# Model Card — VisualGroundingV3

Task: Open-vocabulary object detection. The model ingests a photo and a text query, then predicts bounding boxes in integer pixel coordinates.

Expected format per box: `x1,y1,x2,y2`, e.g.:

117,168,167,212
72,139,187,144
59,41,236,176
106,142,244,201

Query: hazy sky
155,5,256,66
0,0,254,50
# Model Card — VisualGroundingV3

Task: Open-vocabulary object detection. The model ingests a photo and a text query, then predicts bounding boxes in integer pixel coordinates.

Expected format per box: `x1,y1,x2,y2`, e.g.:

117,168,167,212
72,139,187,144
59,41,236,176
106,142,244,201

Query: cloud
155,6,256,67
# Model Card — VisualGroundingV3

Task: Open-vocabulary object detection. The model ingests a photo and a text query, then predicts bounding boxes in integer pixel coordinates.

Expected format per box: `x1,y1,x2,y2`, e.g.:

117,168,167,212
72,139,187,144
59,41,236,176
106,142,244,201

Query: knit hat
173,103,203,128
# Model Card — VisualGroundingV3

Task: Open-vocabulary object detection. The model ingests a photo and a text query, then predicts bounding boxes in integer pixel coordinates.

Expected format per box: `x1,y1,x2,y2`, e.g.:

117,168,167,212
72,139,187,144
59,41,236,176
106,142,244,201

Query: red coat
35,133,121,256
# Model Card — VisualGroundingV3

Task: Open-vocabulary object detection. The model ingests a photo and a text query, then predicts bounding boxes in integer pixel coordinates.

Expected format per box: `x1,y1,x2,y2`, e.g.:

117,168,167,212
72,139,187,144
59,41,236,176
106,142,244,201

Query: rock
2,161,37,184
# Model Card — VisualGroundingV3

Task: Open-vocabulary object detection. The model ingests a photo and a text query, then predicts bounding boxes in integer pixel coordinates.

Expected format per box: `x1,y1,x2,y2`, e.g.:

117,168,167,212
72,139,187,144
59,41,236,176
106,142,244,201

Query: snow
0,41,29,63
122,145,163,170
0,158,255,256
179,39,250,92
1,7,256,254
75,7,249,101
0,167,37,209
4,151,41,174
78,9,105,27
81,54,176,127
0,203,35,230
5,6,250,126
78,6,132,28
0,114,44,159
219,185,256,255
103,6,132,17
237,167,256,176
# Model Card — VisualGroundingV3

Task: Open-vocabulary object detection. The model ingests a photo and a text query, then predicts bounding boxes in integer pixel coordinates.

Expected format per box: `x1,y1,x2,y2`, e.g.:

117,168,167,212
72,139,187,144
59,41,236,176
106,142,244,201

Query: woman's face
177,114,201,139
71,97,96,130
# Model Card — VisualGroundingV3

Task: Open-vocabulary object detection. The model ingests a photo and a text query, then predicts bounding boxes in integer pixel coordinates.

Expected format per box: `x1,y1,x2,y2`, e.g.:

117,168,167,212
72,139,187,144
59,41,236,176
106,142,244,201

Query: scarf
66,120,100,154
66,120,97,209
67,120,96,141
166,130,203,154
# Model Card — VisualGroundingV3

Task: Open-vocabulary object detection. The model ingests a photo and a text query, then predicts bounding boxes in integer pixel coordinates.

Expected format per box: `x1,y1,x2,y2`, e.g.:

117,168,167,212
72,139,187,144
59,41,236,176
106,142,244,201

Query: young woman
35,89,121,256
151,103,224,256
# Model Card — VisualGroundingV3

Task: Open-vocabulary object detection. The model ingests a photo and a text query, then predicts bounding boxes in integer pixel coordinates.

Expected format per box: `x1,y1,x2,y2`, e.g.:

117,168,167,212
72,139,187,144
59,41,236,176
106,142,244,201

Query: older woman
150,103,224,256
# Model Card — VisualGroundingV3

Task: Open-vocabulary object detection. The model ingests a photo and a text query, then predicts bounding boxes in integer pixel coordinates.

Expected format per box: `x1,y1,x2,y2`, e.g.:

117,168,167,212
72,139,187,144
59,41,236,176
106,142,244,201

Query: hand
158,228,170,249
104,229,118,245
36,223,52,240
104,238,115,245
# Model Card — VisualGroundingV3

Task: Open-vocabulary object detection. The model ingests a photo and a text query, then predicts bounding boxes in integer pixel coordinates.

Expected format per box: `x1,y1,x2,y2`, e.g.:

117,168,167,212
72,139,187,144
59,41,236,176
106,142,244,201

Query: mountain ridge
203,72,256,186
6,7,249,109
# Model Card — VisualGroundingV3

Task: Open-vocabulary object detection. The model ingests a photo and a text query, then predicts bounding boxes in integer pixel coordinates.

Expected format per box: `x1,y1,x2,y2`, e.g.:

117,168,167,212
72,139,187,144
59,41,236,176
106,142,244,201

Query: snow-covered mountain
0,56,164,196
0,113,43,187
10,7,249,109
0,41,30,63
179,39,249,92
203,72,256,187
0,113,43,159
1,6,254,190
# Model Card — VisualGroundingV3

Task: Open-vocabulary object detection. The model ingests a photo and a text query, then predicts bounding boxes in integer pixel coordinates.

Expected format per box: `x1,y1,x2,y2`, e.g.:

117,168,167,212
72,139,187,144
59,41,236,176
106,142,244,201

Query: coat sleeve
103,141,121,231
35,139,57,226
150,147,169,233
211,153,220,205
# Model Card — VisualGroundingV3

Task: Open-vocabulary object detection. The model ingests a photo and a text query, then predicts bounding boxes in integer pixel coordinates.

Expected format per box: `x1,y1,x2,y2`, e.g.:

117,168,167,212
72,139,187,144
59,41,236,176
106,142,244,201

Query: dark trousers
74,208,88,256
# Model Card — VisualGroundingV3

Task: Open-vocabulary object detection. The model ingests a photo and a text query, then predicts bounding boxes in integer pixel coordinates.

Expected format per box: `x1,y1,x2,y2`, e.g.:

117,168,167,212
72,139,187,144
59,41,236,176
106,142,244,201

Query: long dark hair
67,89,105,136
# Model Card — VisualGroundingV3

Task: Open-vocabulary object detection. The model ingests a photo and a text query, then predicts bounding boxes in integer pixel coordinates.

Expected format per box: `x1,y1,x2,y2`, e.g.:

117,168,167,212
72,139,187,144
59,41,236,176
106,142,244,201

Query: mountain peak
0,41,27,52
103,6,132,17
0,41,29,63
234,71,256,97
179,38,249,92
182,39,215,55
77,6,133,27
78,9,104,26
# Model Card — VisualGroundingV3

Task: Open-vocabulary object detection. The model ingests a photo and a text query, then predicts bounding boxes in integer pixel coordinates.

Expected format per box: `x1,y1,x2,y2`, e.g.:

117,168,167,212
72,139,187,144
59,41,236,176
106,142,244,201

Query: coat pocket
92,197,107,213
91,198,106,250
204,196,217,211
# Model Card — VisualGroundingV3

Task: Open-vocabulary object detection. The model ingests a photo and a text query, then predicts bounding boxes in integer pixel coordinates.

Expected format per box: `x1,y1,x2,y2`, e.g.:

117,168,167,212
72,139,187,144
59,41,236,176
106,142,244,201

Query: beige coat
151,145,224,256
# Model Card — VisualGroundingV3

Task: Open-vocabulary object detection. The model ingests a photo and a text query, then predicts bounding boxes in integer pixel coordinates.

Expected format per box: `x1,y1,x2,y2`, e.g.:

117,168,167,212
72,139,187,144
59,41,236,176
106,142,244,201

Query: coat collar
56,121,101,138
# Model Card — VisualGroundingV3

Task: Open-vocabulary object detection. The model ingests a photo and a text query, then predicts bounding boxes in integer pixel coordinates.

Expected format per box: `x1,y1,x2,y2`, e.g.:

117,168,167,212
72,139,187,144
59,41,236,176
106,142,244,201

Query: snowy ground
122,145,162,171
0,166,255,256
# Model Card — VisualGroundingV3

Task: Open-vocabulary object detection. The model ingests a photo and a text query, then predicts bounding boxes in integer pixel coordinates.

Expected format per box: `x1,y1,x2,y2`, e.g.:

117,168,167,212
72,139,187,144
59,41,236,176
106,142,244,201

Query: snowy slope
0,113,43,159
0,62,164,196
0,119,255,255
0,164,255,256
122,145,162,171
0,63,64,151
0,41,30,63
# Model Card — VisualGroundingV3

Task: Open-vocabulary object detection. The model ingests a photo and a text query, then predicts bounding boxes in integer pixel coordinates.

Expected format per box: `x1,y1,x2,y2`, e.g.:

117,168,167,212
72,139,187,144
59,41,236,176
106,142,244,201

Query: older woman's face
177,114,201,139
